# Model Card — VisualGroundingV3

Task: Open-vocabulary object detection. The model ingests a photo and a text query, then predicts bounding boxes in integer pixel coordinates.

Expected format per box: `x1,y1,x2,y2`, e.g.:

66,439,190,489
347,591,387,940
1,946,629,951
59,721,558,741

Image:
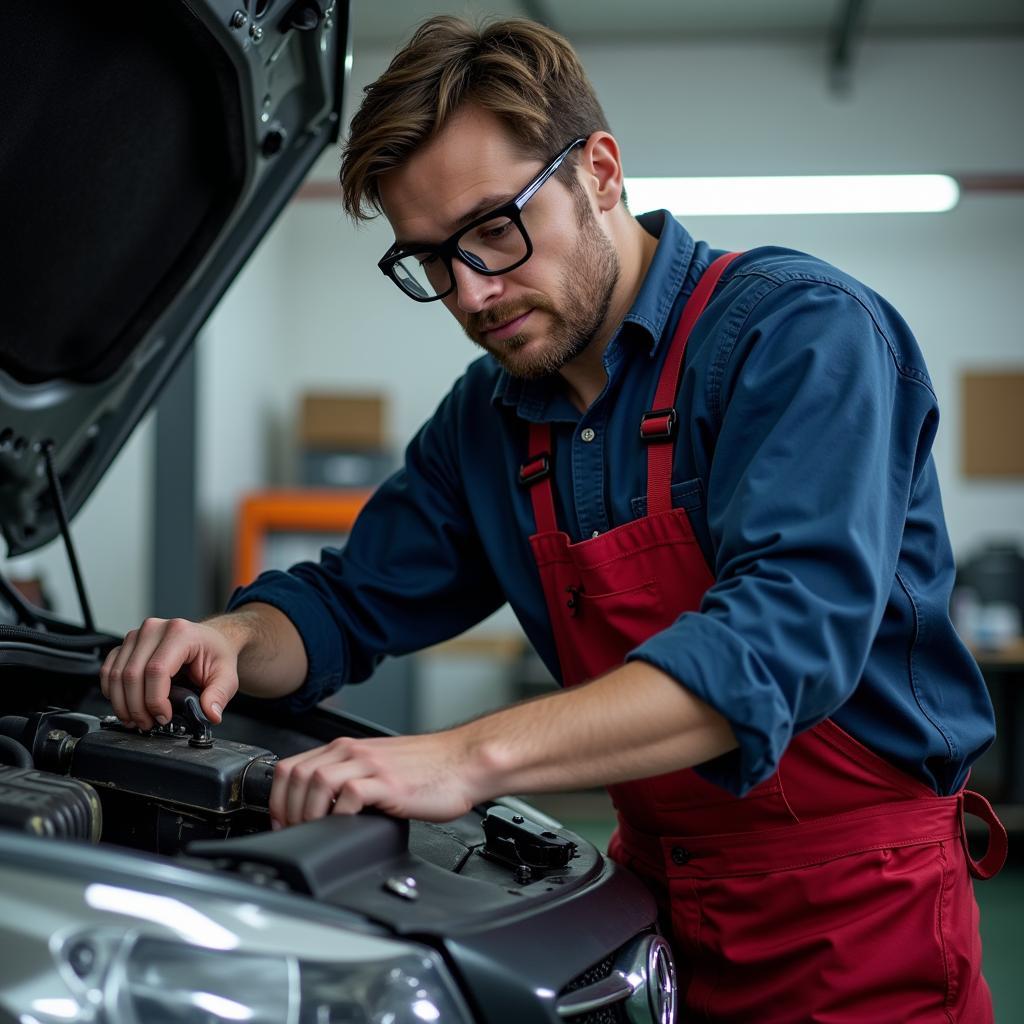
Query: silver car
0,3,674,1022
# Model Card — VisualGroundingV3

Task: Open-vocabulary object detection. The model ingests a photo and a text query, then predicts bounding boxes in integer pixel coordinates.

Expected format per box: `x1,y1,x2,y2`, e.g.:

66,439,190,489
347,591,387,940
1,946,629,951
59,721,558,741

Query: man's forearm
206,603,309,700
458,660,738,801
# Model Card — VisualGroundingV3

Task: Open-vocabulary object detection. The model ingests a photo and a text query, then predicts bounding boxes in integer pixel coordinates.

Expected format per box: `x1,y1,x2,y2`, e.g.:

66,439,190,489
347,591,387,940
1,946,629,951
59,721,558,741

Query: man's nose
451,257,503,313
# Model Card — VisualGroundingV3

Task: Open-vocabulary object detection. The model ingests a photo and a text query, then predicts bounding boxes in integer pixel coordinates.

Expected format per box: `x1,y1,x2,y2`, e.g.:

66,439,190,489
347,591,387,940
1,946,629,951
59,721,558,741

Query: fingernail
155,715,169,726
271,818,281,831
211,703,223,720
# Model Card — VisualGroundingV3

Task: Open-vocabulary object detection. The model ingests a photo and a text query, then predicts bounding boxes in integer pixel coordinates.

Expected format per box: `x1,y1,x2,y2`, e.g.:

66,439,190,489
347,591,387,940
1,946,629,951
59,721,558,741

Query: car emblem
647,936,676,1024
623,934,677,1024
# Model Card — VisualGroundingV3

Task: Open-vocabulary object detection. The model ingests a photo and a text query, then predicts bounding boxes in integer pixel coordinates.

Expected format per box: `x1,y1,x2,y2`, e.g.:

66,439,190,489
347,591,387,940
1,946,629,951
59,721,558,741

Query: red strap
646,252,741,515
959,789,1008,880
524,420,558,534
521,252,742,533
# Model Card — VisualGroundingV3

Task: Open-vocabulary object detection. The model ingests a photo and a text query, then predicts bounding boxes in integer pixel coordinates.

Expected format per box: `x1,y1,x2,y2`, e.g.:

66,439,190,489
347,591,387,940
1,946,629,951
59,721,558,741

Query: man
102,16,1005,1021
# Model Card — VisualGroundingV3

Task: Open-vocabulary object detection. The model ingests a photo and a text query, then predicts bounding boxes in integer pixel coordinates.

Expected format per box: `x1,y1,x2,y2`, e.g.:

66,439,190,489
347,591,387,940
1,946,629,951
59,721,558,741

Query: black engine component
0,701,277,855
482,805,578,882
0,765,101,841
0,736,31,769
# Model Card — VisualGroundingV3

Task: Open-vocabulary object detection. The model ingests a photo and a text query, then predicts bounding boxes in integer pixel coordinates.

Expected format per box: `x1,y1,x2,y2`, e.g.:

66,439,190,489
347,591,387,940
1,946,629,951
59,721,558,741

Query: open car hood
0,0,349,556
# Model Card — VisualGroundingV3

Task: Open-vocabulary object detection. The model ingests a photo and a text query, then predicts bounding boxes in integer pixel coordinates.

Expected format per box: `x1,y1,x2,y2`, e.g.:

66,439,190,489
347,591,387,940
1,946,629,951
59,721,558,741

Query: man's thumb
200,675,237,724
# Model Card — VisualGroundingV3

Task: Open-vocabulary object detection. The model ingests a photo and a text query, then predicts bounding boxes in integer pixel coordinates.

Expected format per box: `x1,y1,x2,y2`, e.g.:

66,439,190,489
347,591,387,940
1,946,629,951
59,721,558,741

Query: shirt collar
490,210,696,414
622,210,695,353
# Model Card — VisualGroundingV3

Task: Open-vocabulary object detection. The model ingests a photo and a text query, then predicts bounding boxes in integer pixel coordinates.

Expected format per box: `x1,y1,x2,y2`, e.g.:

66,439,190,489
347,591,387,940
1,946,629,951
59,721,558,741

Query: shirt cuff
225,570,346,715
626,611,793,795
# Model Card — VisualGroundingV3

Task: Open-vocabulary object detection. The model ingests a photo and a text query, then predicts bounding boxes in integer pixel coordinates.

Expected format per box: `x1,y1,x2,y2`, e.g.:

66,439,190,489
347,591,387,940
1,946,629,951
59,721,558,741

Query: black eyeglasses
378,137,587,302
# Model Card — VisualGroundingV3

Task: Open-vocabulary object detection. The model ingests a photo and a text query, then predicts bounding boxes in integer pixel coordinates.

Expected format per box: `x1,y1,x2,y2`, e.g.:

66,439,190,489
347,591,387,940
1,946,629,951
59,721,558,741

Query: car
0,3,675,1022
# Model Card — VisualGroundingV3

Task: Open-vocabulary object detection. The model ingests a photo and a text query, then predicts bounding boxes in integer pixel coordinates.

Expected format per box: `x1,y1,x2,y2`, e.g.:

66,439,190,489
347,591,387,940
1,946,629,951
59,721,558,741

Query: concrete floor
974,856,1024,1019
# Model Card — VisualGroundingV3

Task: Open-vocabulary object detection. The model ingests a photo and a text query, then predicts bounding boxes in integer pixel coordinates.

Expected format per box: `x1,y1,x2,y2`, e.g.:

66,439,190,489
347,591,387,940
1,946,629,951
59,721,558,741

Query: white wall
277,34,1024,555
14,31,1024,632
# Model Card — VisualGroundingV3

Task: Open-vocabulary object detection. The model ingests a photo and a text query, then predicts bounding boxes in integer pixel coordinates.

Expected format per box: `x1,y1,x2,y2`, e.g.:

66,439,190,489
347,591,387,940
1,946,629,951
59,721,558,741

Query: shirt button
581,427,596,443
670,846,692,866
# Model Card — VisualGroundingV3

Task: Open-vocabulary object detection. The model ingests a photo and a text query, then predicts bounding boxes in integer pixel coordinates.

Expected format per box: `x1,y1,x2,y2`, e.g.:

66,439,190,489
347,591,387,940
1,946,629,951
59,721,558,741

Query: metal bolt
230,9,247,28
67,940,96,979
383,875,419,901
249,24,264,43
512,813,525,824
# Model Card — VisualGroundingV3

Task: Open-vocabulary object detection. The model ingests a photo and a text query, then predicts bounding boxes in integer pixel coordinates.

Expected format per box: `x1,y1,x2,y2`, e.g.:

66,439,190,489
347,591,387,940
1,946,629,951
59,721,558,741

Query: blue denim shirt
228,211,995,797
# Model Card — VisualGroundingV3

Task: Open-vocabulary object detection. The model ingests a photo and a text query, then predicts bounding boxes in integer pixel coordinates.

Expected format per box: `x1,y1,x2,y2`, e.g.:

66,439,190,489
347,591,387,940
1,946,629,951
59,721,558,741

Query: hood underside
0,0,348,555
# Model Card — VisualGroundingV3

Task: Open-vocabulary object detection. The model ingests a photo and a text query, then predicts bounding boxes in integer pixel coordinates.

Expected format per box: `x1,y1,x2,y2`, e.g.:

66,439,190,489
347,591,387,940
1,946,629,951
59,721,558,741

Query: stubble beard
467,201,621,381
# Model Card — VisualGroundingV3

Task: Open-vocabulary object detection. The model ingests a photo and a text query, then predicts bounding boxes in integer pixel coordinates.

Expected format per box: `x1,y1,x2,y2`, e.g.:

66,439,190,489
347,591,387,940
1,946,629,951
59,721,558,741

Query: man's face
379,105,620,379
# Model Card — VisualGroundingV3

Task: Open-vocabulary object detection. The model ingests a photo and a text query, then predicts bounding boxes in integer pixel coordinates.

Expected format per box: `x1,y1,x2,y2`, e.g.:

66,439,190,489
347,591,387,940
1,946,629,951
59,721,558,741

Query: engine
0,695,276,854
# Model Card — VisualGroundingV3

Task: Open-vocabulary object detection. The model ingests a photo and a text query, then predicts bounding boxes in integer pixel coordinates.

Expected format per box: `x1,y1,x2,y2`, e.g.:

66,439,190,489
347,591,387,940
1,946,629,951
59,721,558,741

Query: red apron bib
520,253,1007,1022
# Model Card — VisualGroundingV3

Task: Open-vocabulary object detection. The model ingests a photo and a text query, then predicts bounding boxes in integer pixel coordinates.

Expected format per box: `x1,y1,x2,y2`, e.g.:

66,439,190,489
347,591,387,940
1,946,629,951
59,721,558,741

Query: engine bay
0,687,276,854
0,677,602,915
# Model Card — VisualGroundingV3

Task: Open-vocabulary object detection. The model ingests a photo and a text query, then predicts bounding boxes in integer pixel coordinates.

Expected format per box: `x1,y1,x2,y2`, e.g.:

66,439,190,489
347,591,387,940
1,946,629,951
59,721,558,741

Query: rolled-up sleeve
227,379,506,713
628,278,939,794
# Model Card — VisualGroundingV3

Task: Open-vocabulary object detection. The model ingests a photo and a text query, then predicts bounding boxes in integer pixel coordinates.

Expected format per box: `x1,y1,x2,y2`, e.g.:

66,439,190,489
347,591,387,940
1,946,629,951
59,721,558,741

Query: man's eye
416,253,439,267
479,221,512,241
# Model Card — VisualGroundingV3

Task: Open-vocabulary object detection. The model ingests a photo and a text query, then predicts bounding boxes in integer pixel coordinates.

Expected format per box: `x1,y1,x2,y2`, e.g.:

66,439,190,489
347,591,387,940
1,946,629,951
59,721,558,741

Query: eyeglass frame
377,136,588,302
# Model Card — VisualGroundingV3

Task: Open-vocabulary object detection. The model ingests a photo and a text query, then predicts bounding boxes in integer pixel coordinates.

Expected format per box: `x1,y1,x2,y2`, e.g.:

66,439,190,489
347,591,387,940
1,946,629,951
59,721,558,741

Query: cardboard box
299,392,387,451
962,371,1024,477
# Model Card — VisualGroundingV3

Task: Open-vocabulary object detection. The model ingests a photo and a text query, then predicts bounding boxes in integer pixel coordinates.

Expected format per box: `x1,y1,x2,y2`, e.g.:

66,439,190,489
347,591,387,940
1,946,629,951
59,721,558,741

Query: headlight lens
118,939,289,1023
118,936,464,1024
0,857,472,1024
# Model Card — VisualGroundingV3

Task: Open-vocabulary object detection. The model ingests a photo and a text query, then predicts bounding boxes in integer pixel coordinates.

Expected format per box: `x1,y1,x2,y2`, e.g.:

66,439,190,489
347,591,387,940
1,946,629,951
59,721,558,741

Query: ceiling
352,0,1024,48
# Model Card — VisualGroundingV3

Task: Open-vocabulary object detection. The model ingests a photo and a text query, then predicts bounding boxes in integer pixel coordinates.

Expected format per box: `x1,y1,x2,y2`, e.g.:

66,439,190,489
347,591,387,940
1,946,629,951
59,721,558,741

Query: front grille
559,952,627,1024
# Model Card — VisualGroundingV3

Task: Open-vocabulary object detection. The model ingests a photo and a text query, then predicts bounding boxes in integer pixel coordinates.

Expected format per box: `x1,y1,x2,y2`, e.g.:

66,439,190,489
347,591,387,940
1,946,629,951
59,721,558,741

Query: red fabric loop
959,789,1009,880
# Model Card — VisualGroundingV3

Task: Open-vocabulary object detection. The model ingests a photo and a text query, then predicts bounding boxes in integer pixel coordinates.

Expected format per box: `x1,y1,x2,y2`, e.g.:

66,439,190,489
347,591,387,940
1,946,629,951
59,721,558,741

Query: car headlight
0,860,473,1024
111,935,463,1024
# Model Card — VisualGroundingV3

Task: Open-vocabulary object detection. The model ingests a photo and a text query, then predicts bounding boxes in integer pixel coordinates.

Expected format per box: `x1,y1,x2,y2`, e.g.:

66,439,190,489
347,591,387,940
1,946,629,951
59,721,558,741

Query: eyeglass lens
391,214,529,299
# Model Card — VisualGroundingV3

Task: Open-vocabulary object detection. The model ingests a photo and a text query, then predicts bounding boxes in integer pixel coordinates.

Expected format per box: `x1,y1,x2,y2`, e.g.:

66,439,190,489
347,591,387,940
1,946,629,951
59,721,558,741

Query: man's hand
269,732,482,827
268,661,738,829
100,617,244,730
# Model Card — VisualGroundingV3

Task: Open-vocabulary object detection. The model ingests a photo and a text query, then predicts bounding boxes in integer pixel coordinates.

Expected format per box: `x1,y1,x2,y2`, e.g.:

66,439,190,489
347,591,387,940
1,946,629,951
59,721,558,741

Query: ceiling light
624,174,960,216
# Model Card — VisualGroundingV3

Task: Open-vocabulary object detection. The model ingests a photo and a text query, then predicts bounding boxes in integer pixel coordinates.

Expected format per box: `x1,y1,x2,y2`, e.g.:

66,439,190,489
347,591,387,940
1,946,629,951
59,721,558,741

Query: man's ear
580,132,624,214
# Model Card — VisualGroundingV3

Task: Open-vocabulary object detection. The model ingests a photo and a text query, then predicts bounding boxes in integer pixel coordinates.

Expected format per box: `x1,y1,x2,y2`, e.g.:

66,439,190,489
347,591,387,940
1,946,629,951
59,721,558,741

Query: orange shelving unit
233,489,372,589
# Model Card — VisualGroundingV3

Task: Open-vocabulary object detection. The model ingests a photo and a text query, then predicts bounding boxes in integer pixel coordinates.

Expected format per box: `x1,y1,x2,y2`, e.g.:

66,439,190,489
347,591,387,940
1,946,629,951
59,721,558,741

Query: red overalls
519,253,1007,1022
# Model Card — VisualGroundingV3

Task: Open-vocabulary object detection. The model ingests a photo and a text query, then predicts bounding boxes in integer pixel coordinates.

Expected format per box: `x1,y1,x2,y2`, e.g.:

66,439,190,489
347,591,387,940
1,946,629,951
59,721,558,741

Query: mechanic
101,16,1006,1021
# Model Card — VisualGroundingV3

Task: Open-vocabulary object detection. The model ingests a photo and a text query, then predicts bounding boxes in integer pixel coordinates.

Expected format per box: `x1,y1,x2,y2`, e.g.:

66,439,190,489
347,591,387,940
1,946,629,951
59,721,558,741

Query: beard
464,198,620,380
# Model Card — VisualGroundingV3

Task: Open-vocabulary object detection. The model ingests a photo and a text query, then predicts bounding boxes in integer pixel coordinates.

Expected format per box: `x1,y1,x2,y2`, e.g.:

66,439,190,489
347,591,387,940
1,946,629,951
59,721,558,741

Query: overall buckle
518,452,551,485
640,408,677,442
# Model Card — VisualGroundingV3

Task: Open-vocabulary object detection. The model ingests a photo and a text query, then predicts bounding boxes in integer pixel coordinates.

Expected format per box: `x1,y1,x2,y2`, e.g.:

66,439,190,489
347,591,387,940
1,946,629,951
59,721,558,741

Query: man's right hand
100,617,244,731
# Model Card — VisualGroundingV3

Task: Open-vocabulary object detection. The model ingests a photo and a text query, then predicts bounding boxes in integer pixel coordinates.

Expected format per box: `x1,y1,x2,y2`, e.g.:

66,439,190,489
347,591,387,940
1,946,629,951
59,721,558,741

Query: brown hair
340,16,614,221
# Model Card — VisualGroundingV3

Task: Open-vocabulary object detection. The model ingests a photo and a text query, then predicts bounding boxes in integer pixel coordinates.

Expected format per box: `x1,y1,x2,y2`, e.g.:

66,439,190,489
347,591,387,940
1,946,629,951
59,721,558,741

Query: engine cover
0,708,277,854
68,722,277,814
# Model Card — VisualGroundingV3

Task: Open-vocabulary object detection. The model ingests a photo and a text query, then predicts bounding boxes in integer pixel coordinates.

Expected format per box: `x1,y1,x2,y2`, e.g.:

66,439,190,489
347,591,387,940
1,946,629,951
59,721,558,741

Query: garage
1,2,1022,1020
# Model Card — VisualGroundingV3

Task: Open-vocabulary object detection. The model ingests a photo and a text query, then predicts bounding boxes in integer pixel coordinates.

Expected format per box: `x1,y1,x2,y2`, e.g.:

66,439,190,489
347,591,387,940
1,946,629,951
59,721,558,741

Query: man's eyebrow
393,192,515,249
454,192,516,228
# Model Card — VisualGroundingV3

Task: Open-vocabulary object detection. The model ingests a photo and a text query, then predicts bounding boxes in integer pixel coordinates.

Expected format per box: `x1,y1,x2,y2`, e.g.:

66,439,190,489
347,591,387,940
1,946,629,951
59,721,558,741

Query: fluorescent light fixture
624,174,959,216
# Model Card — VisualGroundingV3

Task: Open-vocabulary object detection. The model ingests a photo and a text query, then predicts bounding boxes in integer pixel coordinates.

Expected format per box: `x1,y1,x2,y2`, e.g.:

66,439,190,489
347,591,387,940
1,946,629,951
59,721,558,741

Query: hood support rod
41,442,95,633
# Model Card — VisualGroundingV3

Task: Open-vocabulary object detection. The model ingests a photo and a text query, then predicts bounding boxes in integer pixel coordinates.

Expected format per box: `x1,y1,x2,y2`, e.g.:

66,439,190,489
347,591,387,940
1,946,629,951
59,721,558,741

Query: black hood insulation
1,1,246,384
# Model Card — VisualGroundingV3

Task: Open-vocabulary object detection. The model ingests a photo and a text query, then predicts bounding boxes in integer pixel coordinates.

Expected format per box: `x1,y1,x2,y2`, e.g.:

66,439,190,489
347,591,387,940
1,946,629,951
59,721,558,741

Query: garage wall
10,31,1023,633
263,34,1024,559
